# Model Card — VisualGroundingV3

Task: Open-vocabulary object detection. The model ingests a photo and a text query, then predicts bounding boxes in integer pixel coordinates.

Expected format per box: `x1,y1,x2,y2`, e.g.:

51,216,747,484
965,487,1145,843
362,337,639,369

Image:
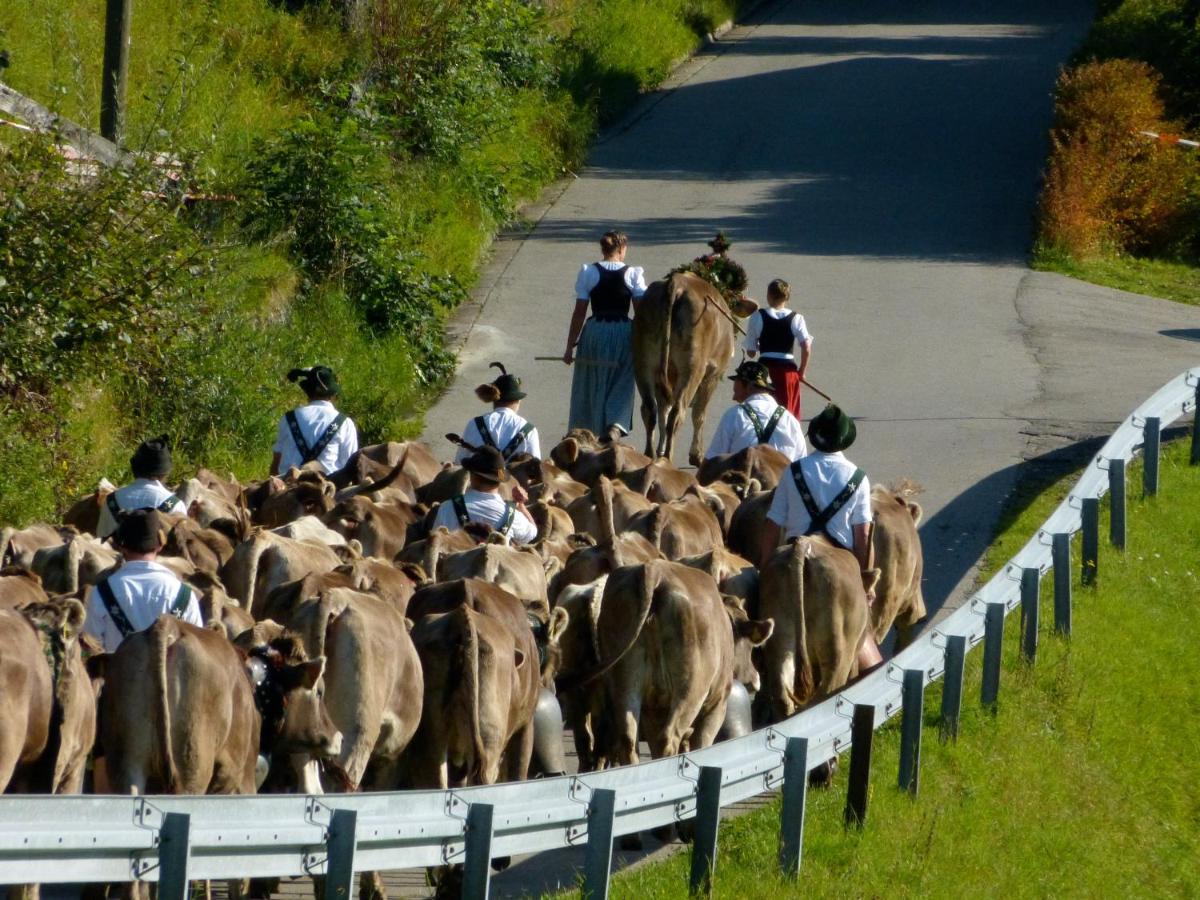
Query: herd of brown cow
0,429,924,894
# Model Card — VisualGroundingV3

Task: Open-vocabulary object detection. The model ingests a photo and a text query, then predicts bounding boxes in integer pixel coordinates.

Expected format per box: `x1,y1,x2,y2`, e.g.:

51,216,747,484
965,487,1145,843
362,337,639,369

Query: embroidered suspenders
286,411,347,464
741,403,786,444
473,416,534,461
94,578,193,639
789,461,866,547
105,492,180,522
450,495,517,537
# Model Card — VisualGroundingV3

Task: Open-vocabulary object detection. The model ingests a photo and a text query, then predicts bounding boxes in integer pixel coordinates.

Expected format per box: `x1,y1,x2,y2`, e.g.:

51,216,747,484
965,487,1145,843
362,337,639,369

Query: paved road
415,0,1200,893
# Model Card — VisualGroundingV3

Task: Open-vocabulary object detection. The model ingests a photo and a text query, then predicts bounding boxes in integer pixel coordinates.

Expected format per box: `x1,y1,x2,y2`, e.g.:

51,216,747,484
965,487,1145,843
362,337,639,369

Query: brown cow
757,538,877,721
334,558,425,613
696,443,790,491
434,544,551,625
31,534,119,595
726,486,776,560
61,480,115,536
99,617,341,795
632,272,756,466
0,568,49,609
328,441,442,495
527,500,575,544
550,434,652,487
1,525,66,570
587,561,771,765
510,457,588,507
162,517,237,575
616,458,698,502
622,493,724,561
0,599,95,794
407,579,543,787
565,477,653,537
870,484,926,649
252,472,338,528
221,531,343,617
322,495,425,559
275,587,423,791
679,548,759,612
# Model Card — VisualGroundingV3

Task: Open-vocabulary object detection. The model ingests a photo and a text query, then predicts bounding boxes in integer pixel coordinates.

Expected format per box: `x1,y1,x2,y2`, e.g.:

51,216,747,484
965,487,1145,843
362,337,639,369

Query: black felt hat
130,435,172,479
728,360,773,390
807,404,857,453
461,446,508,484
475,361,526,404
113,509,168,553
287,365,341,398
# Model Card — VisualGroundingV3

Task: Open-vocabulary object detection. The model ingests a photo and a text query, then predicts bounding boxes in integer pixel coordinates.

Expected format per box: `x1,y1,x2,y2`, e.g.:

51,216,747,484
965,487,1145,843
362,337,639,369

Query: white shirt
456,408,541,463
705,392,807,462
273,400,359,475
742,307,813,361
767,451,872,550
431,488,537,545
83,559,203,652
97,479,187,539
574,260,649,301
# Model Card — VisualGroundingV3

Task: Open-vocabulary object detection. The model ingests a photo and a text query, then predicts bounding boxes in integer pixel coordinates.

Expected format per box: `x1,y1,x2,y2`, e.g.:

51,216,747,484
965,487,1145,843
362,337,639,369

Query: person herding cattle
432,447,537,545
563,230,648,435
96,435,187,539
705,360,807,462
455,362,541,463
270,365,359,476
743,278,812,420
84,510,202,653
759,404,884,669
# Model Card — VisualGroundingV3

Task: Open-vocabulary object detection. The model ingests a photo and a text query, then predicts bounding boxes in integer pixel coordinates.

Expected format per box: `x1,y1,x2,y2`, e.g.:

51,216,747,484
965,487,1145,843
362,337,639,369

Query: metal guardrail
2,368,1198,897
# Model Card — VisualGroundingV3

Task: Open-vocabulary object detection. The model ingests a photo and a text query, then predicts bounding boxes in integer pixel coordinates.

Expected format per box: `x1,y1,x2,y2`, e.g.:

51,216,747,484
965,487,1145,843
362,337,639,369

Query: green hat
130,435,173,479
287,365,340,398
476,361,526,404
728,360,772,391
807,404,857,453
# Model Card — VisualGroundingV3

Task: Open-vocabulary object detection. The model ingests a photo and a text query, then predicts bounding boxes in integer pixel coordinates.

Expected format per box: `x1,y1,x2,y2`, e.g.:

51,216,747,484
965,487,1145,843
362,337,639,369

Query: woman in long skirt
562,230,648,435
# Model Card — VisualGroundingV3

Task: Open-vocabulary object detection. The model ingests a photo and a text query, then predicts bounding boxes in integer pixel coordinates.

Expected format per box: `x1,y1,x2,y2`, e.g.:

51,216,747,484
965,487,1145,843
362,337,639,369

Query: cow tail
588,562,657,685
790,541,815,706
151,619,180,793
458,607,486,783
596,476,617,545
422,529,443,584
656,279,685,399
648,505,667,552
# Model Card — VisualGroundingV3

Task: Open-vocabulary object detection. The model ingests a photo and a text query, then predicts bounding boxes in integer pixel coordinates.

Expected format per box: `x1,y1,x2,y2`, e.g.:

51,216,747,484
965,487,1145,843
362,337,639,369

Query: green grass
589,439,1200,899
1034,245,1200,306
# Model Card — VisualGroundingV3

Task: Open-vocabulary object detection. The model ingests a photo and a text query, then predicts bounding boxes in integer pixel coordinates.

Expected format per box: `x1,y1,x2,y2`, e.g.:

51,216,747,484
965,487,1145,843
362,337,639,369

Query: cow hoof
688,452,702,468
808,759,837,789
618,832,644,851
490,856,512,872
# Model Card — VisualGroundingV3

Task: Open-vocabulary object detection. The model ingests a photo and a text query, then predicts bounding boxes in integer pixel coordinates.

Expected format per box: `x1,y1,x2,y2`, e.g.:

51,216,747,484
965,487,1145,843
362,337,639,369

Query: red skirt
764,359,803,420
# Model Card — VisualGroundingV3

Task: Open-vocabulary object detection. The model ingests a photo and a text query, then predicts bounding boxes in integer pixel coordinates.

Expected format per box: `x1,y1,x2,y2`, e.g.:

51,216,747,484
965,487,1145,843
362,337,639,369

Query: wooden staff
532,355,618,369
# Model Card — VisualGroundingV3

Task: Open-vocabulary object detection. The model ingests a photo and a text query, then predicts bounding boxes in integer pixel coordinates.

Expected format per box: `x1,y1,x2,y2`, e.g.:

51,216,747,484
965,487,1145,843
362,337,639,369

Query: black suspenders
742,403,786,444
474,416,534,461
790,461,866,546
94,578,192,639
286,411,347,464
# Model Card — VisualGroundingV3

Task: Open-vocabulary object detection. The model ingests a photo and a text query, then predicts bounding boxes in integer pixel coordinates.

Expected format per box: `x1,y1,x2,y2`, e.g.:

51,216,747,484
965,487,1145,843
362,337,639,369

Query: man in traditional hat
705,360,807,463
432,447,537,545
456,362,541,464
759,404,884,668
96,435,187,539
84,509,203,654
271,365,359,476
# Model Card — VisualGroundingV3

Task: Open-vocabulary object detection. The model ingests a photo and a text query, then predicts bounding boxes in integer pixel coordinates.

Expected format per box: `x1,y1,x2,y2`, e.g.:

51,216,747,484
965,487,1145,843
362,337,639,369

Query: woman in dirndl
561,230,648,435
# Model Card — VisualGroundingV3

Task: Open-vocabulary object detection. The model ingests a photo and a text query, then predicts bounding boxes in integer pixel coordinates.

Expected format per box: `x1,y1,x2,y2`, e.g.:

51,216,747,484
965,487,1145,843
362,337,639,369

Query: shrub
1038,59,1199,258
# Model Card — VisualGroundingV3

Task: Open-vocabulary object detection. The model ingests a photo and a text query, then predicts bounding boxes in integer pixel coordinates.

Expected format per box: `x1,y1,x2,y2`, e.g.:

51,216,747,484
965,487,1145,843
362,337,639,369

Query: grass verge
590,438,1200,898
1033,245,1200,305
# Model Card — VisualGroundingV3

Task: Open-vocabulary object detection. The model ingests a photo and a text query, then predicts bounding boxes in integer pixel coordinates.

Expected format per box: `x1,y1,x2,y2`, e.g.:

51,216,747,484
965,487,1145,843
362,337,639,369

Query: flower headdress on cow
475,361,527,404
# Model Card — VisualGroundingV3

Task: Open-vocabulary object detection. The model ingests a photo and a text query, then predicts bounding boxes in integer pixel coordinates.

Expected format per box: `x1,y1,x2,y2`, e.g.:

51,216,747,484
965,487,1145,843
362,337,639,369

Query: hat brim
463,465,508,484
500,390,527,401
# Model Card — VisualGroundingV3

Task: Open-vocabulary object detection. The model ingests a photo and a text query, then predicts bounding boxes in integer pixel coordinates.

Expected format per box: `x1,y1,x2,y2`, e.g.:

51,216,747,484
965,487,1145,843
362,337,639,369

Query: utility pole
99,0,132,145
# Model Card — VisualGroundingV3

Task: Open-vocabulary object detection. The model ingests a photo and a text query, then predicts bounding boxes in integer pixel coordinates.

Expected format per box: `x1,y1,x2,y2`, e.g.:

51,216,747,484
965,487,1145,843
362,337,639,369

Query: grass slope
594,440,1200,899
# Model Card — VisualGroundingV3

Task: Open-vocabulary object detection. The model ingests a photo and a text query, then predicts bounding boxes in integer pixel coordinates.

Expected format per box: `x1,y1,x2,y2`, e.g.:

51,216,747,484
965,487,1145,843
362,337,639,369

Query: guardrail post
689,766,723,896
157,812,191,900
1143,417,1160,497
1020,567,1040,661
898,669,924,795
1108,459,1126,550
1052,534,1072,637
1191,381,1200,465
462,803,494,900
323,809,357,900
940,636,966,742
583,789,617,900
778,737,808,875
1081,498,1099,585
981,603,1004,708
844,704,875,828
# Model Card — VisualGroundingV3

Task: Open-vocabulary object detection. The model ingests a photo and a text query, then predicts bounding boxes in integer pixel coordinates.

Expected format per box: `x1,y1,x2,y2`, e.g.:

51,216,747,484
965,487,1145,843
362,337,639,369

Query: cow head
254,476,337,528
722,594,774,693
244,635,342,761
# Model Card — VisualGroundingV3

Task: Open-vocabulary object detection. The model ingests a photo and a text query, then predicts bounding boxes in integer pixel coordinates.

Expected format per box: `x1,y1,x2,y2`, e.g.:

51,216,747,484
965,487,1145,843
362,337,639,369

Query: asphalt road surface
411,0,1200,893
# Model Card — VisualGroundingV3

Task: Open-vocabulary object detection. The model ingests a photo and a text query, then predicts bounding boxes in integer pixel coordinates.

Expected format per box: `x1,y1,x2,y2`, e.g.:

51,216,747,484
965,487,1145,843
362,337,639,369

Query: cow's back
0,609,53,789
